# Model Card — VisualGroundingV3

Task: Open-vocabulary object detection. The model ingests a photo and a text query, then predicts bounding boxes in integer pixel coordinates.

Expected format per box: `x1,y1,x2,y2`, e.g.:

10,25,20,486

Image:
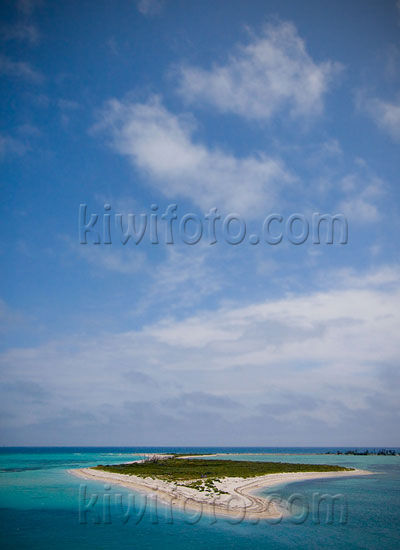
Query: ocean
0,447,399,549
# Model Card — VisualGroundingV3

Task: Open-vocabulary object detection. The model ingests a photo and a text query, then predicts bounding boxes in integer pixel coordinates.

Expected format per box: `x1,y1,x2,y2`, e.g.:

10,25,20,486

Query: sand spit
70,466,372,520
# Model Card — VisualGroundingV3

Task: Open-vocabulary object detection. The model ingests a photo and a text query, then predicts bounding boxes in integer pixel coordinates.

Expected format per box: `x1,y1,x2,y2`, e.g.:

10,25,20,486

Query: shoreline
70,465,373,520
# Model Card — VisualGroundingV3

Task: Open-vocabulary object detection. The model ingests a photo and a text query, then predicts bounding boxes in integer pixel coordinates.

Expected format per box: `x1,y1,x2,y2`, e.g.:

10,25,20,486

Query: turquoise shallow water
0,447,399,549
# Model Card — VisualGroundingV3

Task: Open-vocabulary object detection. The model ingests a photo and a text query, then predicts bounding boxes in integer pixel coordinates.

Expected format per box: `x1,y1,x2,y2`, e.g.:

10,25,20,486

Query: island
72,454,372,520
323,449,399,456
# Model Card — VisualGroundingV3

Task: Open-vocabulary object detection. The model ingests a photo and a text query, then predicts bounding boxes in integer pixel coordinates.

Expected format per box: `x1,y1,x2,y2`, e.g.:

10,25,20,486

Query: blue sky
1,0,399,446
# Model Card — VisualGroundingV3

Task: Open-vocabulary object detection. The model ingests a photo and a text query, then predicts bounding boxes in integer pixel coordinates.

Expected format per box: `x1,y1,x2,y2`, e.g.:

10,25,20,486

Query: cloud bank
1,265,399,445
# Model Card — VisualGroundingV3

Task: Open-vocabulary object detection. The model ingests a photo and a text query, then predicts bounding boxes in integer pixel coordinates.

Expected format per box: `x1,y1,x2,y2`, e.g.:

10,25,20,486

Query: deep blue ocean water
0,447,399,549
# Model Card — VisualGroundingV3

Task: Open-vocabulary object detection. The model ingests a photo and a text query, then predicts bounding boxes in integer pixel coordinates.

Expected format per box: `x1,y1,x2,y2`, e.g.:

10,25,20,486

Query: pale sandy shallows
70,466,372,520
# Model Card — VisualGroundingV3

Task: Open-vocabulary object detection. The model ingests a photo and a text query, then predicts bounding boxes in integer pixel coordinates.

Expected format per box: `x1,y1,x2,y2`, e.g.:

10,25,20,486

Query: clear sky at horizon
1,0,399,446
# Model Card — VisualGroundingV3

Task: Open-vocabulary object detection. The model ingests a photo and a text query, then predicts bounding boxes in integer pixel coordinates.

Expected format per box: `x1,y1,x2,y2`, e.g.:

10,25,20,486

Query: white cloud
136,0,164,16
0,54,43,83
97,95,291,215
358,94,400,141
177,21,342,121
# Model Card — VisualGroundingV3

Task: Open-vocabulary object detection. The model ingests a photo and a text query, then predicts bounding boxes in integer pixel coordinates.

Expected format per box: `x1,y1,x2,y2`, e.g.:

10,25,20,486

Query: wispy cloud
96,95,291,215
57,98,80,111
358,93,400,141
327,265,400,290
0,133,29,159
57,98,81,128
75,243,147,275
17,0,43,16
1,22,39,45
177,21,342,121
0,54,43,83
136,0,164,17
338,169,385,223
0,299,27,333
0,124,41,160
139,246,224,312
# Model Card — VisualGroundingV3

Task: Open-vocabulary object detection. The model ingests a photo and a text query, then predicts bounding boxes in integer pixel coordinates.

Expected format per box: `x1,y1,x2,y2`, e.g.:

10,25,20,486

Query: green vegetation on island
180,478,228,495
93,457,352,482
